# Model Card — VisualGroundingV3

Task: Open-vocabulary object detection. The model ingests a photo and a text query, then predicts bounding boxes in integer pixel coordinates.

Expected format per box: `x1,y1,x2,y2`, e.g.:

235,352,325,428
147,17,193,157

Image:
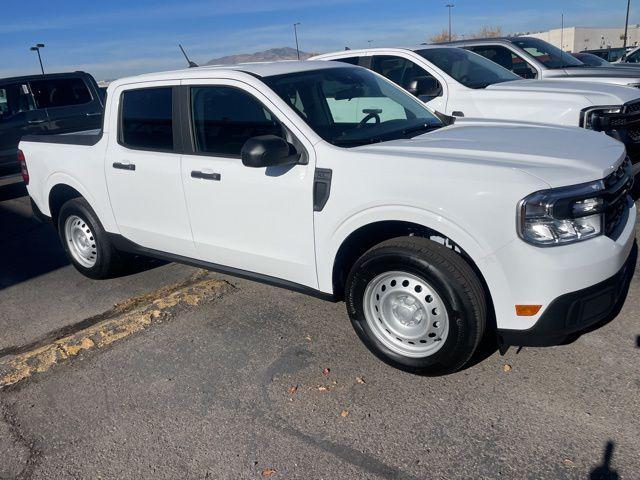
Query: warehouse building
524,25,640,52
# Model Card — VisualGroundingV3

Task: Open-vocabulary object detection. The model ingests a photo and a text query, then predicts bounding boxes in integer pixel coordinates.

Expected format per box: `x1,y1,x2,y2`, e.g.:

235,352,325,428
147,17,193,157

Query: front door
105,84,197,258
179,80,317,288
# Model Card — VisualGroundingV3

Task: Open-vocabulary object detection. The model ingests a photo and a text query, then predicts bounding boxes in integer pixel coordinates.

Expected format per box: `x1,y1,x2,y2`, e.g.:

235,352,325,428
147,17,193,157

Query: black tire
345,236,486,375
57,197,124,279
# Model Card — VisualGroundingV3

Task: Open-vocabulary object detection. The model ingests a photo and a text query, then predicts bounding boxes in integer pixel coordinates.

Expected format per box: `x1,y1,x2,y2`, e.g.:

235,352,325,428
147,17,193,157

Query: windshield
511,37,585,69
416,47,520,88
263,67,443,147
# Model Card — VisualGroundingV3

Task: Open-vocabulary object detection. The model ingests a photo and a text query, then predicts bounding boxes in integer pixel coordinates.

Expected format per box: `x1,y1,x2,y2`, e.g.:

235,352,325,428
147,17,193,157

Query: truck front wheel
57,198,124,279
345,237,487,375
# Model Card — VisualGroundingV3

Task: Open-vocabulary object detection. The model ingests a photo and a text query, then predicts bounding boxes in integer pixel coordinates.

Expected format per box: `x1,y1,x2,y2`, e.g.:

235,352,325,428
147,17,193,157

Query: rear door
29,76,103,134
105,84,197,258
0,82,47,168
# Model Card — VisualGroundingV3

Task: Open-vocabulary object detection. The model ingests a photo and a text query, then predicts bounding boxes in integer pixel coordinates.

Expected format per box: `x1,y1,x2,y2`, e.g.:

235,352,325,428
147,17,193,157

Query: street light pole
623,0,631,53
293,22,301,60
446,4,455,42
30,44,45,75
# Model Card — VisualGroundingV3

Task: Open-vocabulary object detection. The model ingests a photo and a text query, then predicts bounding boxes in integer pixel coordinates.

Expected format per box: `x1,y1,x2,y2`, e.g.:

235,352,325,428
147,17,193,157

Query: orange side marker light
515,305,542,317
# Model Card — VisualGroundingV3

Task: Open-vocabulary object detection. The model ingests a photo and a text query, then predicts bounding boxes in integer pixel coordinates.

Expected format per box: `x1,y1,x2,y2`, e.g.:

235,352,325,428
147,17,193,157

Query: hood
544,67,640,86
353,120,625,188
486,79,640,105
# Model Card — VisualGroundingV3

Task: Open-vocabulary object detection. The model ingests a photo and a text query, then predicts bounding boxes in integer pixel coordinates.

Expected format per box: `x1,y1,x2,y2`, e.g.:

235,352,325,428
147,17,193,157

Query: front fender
316,205,513,307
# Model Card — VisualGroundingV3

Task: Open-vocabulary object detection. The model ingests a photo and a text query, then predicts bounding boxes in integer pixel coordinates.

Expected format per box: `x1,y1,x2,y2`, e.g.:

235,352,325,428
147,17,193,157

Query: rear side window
120,87,173,151
30,77,92,108
190,86,283,156
333,57,361,65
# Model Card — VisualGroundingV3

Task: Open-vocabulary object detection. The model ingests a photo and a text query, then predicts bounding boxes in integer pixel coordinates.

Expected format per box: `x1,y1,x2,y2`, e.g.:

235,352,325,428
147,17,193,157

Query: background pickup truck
0,71,103,174
313,46,640,169
440,37,640,87
19,61,637,375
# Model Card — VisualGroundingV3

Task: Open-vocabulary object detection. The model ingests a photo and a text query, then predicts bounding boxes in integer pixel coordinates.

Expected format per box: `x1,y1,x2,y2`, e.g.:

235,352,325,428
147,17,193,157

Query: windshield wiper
333,137,383,146
401,123,441,136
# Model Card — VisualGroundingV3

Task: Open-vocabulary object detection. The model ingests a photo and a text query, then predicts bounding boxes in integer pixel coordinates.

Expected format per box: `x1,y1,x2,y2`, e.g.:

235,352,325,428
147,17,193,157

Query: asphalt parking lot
0,175,639,480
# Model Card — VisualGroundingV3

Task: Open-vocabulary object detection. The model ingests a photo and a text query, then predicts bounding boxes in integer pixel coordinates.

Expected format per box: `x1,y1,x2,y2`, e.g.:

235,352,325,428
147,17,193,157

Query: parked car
19,61,637,374
0,72,103,174
312,46,640,168
581,47,631,63
572,52,640,71
437,37,640,87
619,46,640,64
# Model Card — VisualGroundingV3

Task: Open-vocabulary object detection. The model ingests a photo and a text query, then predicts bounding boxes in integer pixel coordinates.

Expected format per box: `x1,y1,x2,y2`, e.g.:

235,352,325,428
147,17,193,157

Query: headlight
580,106,622,130
518,180,605,246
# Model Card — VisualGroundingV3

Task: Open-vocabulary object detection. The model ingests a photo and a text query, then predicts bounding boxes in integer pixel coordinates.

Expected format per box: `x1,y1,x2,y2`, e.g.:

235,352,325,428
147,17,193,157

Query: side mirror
241,135,300,168
407,77,442,98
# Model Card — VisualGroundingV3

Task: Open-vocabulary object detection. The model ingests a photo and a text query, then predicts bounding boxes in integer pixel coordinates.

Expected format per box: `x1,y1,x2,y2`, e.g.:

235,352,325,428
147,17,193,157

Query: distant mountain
206,47,313,65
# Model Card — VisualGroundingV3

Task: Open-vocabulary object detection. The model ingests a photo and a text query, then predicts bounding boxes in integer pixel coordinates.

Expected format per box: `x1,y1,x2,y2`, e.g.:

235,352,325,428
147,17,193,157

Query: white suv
20,61,637,374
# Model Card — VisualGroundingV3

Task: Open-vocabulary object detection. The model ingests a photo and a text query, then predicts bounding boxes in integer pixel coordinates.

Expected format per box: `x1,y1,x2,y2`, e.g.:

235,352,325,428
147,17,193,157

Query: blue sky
0,0,636,80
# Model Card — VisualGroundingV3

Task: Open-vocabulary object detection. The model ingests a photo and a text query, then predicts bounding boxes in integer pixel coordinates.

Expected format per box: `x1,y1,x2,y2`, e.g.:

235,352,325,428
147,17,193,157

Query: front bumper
497,241,637,346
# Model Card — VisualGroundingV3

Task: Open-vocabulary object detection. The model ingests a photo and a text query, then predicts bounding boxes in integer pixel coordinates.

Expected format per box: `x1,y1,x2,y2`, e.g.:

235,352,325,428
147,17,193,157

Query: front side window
30,77,92,109
190,86,283,156
510,38,584,69
417,47,521,88
465,45,537,79
120,87,173,151
264,66,442,147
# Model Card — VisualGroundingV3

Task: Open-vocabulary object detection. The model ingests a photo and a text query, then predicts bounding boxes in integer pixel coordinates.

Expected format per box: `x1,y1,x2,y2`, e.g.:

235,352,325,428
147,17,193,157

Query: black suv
0,72,103,174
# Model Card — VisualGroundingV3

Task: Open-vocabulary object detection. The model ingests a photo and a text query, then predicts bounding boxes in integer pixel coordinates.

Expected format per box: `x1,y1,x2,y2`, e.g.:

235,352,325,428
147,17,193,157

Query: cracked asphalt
1,176,639,479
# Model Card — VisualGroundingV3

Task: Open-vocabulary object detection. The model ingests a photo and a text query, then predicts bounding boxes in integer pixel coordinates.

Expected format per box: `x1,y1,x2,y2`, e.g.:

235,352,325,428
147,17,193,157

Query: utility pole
623,0,631,54
560,13,564,51
30,44,45,75
446,4,455,42
293,22,301,60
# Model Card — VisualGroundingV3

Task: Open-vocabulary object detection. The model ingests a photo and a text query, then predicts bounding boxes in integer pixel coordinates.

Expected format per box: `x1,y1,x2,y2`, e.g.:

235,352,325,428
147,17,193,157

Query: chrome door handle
191,170,221,181
86,112,102,117
113,162,135,171
27,119,46,124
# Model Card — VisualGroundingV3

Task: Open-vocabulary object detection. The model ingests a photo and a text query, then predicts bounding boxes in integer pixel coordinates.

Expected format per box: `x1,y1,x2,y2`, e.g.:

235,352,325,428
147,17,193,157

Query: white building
525,26,640,52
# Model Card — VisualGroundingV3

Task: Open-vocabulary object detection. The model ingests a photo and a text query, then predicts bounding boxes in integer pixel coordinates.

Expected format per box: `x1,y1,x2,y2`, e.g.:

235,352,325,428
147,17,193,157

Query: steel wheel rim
64,215,97,268
363,271,449,358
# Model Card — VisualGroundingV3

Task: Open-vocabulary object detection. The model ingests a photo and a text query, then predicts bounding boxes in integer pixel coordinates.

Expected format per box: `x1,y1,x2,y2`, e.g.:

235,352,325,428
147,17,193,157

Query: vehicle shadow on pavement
0,180,27,202
590,441,620,480
0,200,69,291
0,182,169,290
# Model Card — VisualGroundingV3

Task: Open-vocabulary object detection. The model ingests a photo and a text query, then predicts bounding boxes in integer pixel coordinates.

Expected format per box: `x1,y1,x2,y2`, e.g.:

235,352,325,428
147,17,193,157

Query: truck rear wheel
345,236,486,375
57,198,124,279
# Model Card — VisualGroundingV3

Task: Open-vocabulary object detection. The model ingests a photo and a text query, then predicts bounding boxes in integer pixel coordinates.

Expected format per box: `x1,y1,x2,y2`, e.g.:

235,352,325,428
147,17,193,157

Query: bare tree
430,28,459,43
469,26,503,39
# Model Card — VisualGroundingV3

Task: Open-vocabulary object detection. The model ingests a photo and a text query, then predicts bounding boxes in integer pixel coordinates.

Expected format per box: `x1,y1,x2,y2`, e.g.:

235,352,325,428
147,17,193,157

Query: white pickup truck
312,46,640,167
20,61,637,375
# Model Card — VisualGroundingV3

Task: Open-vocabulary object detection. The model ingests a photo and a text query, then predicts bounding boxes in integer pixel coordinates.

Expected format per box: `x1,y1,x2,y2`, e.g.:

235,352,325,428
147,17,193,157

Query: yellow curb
0,275,232,389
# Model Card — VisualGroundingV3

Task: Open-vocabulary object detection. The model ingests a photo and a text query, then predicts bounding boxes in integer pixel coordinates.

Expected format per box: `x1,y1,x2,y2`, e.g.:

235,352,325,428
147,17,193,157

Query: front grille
603,157,633,237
